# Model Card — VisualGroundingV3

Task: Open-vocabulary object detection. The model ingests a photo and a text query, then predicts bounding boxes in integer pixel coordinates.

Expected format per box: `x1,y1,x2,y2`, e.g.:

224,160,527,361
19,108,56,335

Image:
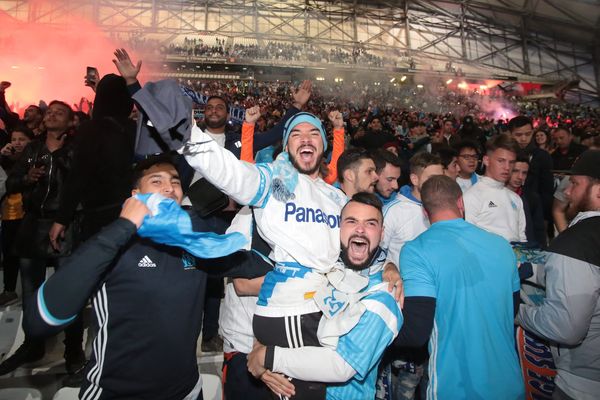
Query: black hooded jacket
55,74,136,239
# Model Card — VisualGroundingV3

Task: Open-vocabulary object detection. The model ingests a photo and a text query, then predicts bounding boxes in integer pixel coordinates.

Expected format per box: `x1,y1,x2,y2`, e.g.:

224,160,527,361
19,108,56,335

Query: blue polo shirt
400,218,524,400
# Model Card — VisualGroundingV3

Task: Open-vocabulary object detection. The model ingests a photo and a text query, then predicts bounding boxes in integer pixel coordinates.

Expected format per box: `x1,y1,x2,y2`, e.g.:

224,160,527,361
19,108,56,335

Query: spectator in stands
371,149,402,206
0,126,34,306
457,115,484,149
336,148,378,197
506,156,546,246
1,100,85,376
463,134,526,243
431,118,459,152
380,152,443,400
397,175,524,400
50,73,136,246
246,193,402,400
23,155,213,400
22,105,44,135
517,150,600,400
552,126,587,170
454,140,481,192
0,81,20,133
509,115,554,244
436,147,460,180
534,129,551,152
351,116,397,151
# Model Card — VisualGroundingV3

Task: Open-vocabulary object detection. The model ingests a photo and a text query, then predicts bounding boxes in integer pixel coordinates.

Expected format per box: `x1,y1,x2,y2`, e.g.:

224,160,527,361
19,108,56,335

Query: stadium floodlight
390,77,396,83
400,75,407,82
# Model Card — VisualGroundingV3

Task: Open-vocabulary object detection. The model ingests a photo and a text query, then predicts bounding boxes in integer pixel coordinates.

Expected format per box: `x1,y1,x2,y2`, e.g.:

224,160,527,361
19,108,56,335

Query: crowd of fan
177,79,600,142
129,36,388,66
0,54,599,400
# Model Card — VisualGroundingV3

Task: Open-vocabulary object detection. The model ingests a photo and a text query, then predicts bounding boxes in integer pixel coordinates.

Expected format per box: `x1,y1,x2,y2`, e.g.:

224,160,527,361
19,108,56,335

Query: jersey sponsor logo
488,201,497,208
138,255,157,268
284,202,340,228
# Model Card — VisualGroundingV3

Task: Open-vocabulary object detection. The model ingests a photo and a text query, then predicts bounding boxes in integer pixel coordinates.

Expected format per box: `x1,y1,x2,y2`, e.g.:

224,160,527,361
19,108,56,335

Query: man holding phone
85,66,100,92
1,101,85,376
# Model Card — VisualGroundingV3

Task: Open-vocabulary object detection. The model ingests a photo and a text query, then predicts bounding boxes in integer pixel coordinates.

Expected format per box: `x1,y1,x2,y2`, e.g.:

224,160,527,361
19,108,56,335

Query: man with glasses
454,140,481,192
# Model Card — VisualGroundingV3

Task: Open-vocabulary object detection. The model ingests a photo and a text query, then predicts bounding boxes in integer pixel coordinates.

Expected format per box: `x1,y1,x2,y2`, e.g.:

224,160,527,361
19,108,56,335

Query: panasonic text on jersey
284,202,340,228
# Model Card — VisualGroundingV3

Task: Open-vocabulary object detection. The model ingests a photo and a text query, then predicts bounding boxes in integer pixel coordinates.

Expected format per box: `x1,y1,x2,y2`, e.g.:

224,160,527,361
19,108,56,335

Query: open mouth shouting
348,234,371,261
298,145,316,163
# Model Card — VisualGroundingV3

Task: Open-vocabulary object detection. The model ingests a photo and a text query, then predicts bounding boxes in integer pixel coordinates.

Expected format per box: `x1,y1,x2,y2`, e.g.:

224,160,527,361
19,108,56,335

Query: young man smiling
182,112,399,399
246,193,402,400
23,155,211,400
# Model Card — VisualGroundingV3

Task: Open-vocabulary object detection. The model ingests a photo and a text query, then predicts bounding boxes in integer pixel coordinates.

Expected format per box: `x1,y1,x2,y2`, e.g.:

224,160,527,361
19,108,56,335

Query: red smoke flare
0,9,146,115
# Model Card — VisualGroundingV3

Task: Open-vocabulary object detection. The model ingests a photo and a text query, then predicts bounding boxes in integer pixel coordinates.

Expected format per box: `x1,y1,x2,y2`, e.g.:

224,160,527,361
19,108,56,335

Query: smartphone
85,66,99,85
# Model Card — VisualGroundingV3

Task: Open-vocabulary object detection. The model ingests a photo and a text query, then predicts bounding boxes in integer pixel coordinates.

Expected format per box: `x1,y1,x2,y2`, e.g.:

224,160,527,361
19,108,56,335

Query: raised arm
241,105,260,163
24,197,149,338
324,110,345,185
182,126,272,207
251,80,312,151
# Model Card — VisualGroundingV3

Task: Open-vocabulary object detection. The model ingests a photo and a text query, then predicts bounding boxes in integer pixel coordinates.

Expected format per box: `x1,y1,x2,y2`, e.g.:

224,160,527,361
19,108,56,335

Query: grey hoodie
517,212,600,400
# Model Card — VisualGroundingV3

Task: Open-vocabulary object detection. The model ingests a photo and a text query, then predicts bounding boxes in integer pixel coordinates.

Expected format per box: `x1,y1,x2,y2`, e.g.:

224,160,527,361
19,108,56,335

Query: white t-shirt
381,192,430,266
463,176,527,242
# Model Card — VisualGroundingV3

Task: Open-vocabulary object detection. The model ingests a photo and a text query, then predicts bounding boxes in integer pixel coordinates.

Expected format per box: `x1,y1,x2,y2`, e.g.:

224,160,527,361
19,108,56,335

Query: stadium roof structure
1,0,599,101
360,0,599,46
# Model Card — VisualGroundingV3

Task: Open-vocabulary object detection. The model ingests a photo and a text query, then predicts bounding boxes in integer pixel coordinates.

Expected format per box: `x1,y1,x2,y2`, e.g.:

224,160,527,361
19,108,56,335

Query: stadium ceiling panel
353,0,599,45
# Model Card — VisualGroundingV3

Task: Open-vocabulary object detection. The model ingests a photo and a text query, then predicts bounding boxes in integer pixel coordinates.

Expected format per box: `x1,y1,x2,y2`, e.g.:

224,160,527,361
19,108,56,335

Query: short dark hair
132,153,178,188
434,147,458,169
554,125,571,135
409,152,441,175
421,175,463,215
370,149,402,174
11,125,35,140
205,95,230,112
507,115,532,132
48,100,75,120
341,192,384,222
453,140,480,155
337,148,373,183
515,152,530,165
485,134,519,156
25,105,42,114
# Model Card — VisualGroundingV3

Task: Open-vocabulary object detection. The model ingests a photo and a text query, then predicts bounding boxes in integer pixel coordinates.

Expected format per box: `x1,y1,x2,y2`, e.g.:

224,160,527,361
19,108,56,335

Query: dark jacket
552,141,587,171
523,142,555,221
54,74,136,239
24,217,208,400
6,134,74,216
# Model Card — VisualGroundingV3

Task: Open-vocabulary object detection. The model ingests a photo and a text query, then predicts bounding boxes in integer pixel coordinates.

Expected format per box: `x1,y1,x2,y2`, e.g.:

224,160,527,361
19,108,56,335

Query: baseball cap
569,150,600,179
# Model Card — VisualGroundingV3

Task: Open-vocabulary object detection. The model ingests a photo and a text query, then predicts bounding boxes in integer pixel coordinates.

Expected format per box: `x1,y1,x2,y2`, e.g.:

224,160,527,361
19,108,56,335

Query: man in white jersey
455,140,481,192
463,134,527,242
336,148,378,197
381,152,443,267
182,112,398,399
247,193,402,400
379,152,443,400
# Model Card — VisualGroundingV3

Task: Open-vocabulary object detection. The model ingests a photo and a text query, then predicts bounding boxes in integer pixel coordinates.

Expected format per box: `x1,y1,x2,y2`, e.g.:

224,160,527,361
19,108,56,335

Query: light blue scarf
134,193,247,258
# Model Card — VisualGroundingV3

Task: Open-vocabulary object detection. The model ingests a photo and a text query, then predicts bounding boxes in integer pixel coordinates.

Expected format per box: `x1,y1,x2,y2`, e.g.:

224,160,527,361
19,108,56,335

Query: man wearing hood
49,74,136,246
